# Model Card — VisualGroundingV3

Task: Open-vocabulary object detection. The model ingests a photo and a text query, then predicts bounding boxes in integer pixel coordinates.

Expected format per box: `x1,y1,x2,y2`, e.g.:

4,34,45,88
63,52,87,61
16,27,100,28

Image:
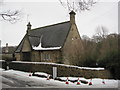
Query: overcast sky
0,0,119,46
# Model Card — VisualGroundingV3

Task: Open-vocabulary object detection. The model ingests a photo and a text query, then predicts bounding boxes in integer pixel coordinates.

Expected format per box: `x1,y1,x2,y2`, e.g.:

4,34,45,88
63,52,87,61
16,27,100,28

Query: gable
15,35,26,53
21,37,32,52
63,24,83,50
15,35,32,53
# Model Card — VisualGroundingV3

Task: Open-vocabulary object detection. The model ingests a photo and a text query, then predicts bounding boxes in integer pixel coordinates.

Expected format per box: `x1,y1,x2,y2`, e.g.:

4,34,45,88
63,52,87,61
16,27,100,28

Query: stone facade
15,39,62,62
30,50,61,62
15,50,61,62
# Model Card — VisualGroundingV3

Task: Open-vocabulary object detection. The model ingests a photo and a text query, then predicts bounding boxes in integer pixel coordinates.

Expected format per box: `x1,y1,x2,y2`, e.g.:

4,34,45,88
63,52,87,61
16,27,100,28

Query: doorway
22,52,31,61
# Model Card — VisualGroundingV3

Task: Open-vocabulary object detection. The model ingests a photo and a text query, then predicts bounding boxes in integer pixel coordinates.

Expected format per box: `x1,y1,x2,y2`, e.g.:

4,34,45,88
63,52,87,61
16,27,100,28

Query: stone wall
7,61,112,79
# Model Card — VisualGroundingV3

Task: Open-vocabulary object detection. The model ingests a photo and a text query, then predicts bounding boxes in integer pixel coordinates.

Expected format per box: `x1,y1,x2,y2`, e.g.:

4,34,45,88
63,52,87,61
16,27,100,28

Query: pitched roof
15,21,71,52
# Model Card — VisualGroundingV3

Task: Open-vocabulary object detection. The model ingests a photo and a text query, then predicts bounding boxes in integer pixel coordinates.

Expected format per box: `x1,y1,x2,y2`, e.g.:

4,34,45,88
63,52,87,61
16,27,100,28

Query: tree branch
59,0,96,12
0,10,21,23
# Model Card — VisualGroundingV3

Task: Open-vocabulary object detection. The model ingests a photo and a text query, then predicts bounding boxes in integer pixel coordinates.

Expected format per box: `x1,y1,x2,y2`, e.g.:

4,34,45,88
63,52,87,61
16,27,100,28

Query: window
45,54,49,60
22,52,31,61
41,53,43,60
41,53,51,60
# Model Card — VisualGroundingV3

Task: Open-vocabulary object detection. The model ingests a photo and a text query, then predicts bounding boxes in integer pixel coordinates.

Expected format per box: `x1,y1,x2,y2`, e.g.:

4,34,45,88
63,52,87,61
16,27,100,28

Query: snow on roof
32,37,61,50
12,61,104,70
32,46,61,50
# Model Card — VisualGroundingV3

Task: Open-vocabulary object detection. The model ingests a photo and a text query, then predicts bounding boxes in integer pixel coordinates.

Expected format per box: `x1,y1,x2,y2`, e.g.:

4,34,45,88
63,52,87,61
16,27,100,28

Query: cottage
14,11,84,65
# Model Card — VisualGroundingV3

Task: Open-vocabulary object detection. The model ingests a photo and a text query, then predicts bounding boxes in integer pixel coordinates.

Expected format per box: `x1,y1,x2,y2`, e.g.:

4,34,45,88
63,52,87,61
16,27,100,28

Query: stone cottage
14,11,84,65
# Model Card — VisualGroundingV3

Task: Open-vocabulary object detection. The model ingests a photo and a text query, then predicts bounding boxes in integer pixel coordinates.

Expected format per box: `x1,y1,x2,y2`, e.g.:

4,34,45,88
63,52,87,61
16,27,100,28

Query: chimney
5,43,8,53
27,22,32,33
69,10,76,24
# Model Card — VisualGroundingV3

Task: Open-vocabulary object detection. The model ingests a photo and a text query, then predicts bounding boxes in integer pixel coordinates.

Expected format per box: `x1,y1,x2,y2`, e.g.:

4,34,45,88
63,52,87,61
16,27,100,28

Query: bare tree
91,26,108,43
0,0,21,23
95,26,108,39
59,0,97,12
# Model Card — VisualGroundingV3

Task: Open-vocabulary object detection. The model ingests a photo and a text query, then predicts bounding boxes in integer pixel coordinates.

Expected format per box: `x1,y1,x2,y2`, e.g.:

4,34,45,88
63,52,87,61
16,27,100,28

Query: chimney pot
69,10,76,24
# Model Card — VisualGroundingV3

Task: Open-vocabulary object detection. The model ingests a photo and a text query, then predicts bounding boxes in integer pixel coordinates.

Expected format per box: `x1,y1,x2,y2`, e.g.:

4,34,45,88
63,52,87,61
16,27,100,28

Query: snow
1,69,79,88
0,68,4,71
32,39,61,50
0,60,5,62
34,72,48,77
0,68,119,88
0,59,104,70
33,46,61,50
60,77,87,81
12,61,104,70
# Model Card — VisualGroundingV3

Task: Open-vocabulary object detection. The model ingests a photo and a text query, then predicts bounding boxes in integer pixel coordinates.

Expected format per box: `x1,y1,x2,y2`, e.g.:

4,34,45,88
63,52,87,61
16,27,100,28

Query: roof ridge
30,21,70,31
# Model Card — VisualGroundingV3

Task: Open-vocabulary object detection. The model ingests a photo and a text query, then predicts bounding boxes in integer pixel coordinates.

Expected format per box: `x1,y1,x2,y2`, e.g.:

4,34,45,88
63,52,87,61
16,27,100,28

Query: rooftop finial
27,22,31,29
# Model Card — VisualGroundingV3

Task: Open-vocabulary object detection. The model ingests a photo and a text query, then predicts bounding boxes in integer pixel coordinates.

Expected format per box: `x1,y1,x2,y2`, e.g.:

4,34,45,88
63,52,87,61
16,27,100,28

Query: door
22,52,31,61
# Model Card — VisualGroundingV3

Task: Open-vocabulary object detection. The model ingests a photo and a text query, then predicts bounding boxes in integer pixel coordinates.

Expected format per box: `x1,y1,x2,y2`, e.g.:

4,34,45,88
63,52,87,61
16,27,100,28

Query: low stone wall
3,61,112,79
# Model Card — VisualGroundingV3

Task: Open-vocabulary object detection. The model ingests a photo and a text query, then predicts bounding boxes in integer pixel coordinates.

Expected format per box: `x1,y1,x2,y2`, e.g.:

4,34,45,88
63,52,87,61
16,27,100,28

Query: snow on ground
57,77,118,88
0,68,119,88
0,60,5,62
35,72,48,77
1,68,79,88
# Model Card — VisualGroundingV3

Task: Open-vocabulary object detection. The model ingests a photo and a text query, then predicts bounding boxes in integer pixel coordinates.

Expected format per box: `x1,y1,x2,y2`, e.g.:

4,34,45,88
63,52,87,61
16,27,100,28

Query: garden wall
2,61,112,79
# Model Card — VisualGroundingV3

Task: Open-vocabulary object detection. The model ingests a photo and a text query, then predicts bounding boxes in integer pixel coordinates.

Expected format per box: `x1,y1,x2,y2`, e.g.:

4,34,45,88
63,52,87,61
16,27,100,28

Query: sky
0,0,119,46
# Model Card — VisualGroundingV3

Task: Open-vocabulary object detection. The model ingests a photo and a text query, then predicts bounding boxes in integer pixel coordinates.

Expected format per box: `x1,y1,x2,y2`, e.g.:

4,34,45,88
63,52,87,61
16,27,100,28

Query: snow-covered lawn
0,68,118,88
